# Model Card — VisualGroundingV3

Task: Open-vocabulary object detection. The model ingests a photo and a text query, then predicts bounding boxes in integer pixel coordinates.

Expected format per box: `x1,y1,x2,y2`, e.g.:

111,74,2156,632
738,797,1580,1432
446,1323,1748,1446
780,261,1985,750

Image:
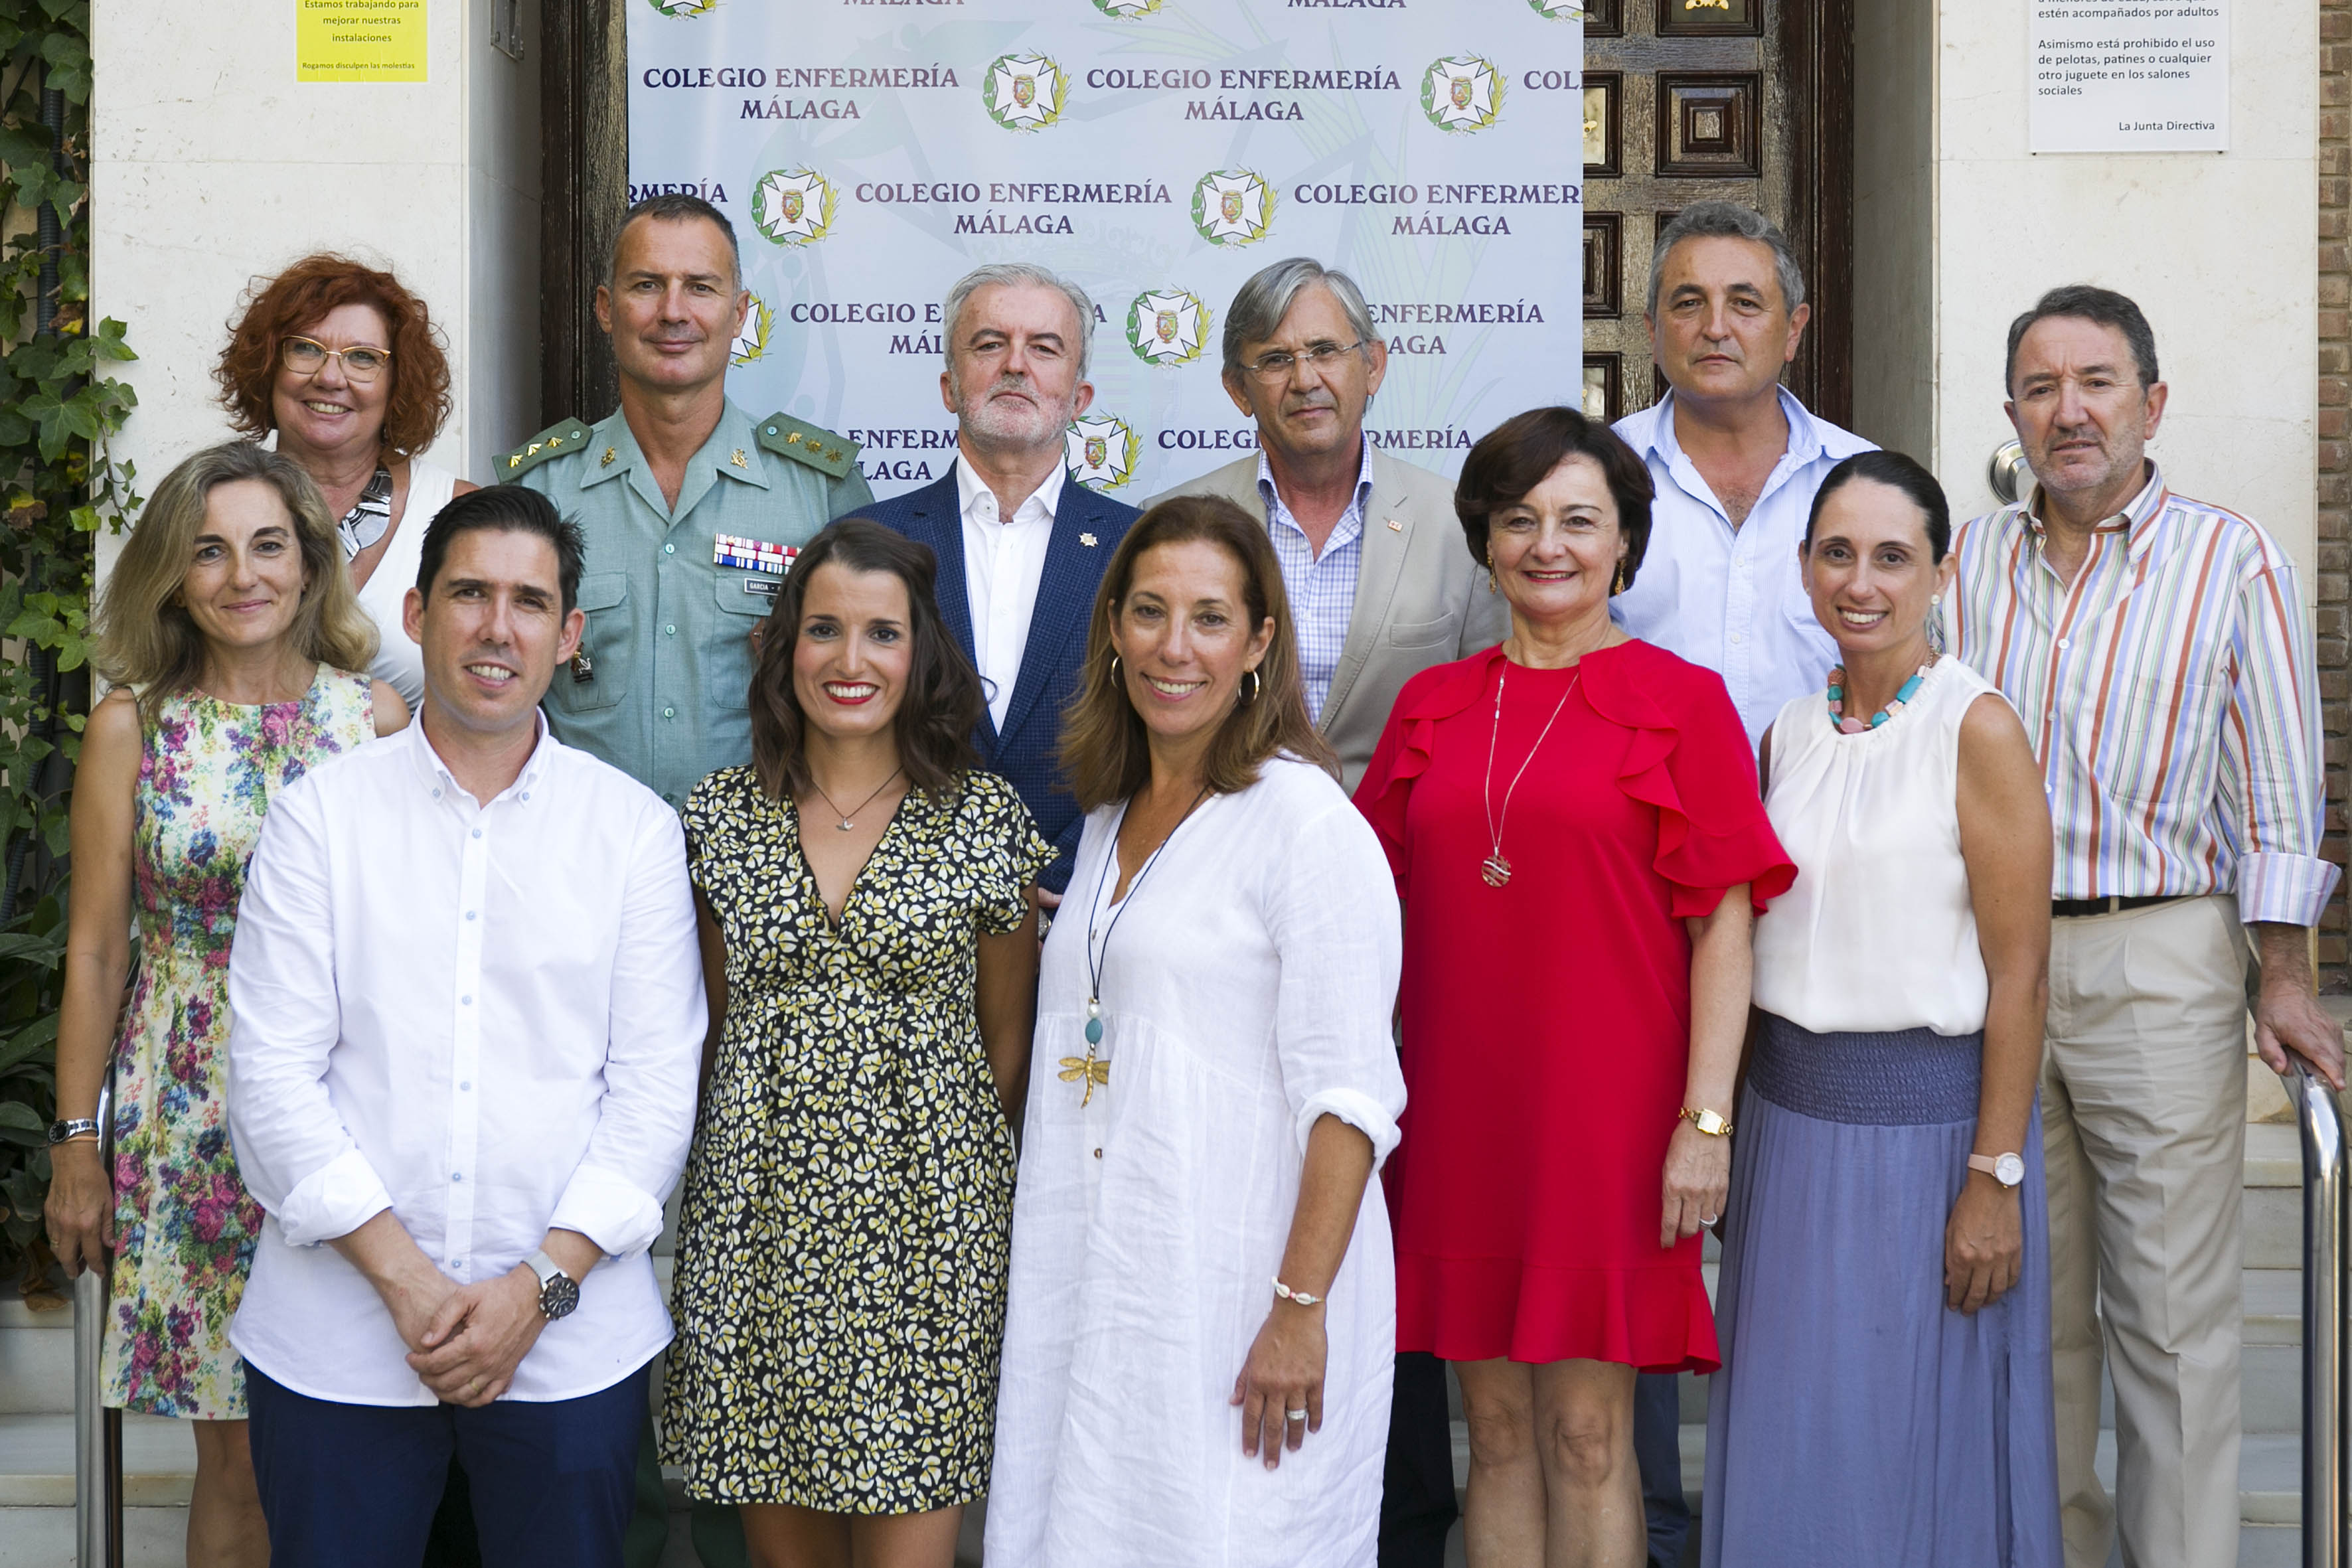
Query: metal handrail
2283,1059,2347,1568
72,1075,121,1568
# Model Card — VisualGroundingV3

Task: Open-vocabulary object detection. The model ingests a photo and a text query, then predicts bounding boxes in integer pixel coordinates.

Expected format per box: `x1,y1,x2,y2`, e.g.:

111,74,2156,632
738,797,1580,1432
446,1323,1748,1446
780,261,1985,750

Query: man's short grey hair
1222,258,1378,377
941,264,1097,383
1646,202,1806,318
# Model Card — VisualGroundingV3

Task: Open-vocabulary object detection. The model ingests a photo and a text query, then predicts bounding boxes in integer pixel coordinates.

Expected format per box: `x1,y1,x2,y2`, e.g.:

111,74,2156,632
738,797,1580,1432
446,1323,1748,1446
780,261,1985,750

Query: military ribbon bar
712,534,798,576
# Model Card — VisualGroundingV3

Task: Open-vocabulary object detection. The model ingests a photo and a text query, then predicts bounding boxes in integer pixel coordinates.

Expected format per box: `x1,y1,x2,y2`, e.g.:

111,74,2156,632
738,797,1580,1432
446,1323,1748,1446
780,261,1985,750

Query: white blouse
1751,657,2008,1037
988,756,1406,1568
351,458,460,711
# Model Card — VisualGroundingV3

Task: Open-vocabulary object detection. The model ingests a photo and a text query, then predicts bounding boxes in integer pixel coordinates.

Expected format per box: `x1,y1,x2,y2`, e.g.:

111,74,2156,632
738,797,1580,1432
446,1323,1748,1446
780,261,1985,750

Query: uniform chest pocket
709,572,781,710
551,572,631,714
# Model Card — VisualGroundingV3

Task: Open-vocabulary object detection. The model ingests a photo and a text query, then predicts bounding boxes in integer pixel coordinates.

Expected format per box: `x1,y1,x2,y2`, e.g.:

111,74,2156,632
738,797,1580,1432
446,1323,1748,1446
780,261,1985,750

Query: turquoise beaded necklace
1825,659,1935,734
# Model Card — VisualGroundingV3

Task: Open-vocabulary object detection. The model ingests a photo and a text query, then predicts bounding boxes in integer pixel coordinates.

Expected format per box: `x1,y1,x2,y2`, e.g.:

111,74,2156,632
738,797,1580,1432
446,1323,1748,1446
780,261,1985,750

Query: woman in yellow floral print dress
662,520,1050,1568
46,442,405,1568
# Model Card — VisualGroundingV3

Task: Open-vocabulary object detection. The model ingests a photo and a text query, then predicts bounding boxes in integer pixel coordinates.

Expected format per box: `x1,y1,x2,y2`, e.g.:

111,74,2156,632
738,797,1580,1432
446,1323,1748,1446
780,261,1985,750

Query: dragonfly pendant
1058,1050,1109,1106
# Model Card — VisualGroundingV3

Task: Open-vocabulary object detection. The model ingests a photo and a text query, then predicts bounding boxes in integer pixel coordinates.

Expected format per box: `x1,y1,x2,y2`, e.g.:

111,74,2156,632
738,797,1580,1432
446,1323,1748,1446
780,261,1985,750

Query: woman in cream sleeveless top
1703,451,2062,1567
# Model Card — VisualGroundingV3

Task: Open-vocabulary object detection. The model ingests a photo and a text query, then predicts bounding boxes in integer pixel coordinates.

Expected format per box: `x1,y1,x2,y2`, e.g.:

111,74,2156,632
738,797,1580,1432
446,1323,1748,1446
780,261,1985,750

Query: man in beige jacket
1146,258,1504,792
1146,257,1504,1565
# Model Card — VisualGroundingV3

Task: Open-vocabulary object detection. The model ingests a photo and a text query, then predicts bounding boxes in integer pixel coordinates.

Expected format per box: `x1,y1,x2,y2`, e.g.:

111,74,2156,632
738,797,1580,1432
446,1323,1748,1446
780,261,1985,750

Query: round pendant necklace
1061,784,1211,1106
807,765,904,831
1825,657,1935,734
1481,660,1581,888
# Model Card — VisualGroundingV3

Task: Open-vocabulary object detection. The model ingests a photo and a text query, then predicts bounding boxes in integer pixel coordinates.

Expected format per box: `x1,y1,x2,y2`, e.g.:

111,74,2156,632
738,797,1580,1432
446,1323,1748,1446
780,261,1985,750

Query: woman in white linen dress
988,495,1407,1568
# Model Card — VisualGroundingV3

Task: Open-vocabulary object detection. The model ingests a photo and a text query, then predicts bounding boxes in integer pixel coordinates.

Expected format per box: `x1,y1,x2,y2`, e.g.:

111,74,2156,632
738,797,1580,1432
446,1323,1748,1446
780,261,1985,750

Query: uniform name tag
714,533,797,576
744,578,781,600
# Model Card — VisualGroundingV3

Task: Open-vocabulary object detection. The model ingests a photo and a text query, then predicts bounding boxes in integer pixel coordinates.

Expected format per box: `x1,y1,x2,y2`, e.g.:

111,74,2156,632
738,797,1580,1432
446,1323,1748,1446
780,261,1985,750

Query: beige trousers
2044,894,2251,1568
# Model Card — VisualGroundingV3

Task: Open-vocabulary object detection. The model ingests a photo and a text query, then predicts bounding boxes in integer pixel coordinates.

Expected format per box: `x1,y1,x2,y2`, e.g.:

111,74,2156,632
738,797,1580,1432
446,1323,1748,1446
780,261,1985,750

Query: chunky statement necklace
808,765,903,831
1063,786,1211,1105
1480,661,1581,888
1825,658,1934,734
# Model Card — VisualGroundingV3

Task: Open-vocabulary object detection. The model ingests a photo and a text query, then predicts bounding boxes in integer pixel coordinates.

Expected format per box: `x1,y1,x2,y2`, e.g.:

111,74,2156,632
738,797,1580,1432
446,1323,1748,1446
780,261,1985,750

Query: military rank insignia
714,534,797,576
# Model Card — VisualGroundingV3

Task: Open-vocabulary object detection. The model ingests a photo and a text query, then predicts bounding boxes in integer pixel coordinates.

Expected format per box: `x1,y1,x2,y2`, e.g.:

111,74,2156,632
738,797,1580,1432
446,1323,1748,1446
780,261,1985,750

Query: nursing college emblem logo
1092,0,1164,13
1067,415,1139,491
646,0,718,15
751,169,837,246
730,293,773,366
1127,289,1210,366
984,54,1068,131
1423,56,1505,132
1192,171,1275,246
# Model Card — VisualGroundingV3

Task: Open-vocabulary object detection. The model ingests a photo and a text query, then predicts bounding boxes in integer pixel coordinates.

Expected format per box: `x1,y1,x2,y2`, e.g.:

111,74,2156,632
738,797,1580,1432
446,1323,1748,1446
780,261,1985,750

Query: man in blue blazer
859,264,1138,898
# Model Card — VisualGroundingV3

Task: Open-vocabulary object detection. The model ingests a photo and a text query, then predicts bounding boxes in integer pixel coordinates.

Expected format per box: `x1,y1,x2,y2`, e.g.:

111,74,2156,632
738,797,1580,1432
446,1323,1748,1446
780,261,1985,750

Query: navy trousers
246,1361,649,1568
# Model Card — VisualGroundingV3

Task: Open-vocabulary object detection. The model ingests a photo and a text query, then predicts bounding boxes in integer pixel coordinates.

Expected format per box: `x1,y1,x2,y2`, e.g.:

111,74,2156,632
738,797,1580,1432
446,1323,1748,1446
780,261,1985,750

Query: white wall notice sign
2029,1,2228,152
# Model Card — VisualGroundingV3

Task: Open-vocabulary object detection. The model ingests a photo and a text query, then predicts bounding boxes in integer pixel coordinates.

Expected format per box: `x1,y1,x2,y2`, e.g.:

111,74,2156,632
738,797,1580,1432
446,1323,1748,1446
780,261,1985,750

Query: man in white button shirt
863,263,1140,901
226,486,704,1568
1608,202,1872,1568
1611,202,1875,744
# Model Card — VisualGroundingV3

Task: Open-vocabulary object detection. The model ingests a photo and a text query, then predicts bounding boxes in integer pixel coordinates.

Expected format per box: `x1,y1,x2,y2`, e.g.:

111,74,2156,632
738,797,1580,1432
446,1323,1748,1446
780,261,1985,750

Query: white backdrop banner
627,0,1585,501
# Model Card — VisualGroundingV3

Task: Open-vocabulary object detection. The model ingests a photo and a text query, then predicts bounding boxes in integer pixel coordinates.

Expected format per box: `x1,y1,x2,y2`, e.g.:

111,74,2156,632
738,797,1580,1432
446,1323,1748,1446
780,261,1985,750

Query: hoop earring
1240,668,1262,705
1109,653,1122,682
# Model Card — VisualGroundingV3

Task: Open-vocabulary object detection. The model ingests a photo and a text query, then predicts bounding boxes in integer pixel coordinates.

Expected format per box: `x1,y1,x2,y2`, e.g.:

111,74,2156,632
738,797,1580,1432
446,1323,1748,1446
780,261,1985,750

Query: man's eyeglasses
281,337,393,382
1240,339,1366,384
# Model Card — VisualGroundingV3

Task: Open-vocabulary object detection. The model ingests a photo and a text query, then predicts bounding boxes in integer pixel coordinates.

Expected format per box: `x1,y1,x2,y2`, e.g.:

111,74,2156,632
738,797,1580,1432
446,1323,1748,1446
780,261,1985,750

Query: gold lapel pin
600,446,617,467
1079,532,1097,547
730,448,749,469
1387,518,1404,532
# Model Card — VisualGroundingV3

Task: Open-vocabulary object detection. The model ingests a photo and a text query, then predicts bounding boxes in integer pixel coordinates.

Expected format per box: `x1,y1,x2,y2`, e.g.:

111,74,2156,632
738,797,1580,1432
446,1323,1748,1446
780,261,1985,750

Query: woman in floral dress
661,520,1050,1568
46,441,404,1567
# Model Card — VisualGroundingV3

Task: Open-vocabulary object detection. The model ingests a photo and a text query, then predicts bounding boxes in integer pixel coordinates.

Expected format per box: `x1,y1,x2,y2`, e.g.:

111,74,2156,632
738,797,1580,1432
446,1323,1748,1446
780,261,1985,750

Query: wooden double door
1579,0,1852,428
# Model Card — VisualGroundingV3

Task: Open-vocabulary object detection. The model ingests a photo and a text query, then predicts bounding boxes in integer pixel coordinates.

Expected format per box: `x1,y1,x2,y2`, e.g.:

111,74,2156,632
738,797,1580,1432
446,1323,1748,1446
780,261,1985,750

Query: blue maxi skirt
1701,1015,2061,1567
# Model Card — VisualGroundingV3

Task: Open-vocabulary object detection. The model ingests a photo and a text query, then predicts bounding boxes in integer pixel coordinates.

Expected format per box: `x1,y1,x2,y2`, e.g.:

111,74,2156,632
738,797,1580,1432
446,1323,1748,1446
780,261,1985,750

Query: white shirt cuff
271,1148,395,1247
547,1166,668,1259
2236,852,2343,929
1294,1089,1403,1170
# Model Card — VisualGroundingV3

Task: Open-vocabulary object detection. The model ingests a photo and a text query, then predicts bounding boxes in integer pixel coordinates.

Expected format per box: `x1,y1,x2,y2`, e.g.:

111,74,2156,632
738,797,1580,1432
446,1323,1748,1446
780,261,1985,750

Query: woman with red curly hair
217,254,477,710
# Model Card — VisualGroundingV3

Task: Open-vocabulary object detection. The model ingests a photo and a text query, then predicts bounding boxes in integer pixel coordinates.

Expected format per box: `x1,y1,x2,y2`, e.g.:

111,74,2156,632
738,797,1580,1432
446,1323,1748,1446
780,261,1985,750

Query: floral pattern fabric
102,666,374,1419
661,765,1052,1512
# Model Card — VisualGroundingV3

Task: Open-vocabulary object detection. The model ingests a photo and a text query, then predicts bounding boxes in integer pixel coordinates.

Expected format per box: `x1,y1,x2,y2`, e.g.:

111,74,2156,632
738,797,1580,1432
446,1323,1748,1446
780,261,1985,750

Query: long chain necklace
807,765,903,831
1061,785,1211,1106
1480,661,1581,888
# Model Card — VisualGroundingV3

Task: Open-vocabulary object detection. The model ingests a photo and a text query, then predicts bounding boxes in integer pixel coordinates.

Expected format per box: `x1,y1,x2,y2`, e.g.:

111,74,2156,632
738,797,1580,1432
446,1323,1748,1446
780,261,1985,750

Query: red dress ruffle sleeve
1353,640,1794,1372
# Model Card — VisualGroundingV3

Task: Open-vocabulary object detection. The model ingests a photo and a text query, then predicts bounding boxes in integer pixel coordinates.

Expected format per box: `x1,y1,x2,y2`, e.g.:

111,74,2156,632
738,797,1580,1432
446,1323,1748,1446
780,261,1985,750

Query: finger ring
1286,1408,1308,1421
1700,1214,1718,1225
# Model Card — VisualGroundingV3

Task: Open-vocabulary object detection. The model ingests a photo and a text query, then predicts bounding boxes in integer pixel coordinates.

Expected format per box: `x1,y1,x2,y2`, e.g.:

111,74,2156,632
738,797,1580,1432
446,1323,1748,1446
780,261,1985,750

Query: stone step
1445,1421,2303,1529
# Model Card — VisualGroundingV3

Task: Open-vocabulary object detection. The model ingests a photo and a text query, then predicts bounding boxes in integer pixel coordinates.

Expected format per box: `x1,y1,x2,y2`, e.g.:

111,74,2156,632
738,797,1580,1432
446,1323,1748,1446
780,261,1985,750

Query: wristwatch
522,1249,580,1321
46,1117,100,1146
1968,1152,2027,1189
1679,1106,1733,1137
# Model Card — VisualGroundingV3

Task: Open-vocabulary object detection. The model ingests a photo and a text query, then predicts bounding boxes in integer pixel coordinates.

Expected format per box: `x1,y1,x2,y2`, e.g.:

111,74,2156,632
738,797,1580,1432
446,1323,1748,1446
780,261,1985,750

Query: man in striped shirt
1948,284,2343,1568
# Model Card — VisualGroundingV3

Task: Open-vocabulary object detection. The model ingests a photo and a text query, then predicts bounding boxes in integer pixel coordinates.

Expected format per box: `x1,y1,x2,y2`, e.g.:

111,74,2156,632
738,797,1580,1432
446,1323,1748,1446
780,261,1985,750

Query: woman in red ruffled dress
1355,407,1794,1567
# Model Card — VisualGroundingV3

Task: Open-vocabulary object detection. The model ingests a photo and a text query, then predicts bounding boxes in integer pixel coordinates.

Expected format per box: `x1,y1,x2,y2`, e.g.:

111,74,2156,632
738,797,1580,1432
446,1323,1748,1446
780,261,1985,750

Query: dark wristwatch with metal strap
523,1249,580,1321
47,1117,100,1146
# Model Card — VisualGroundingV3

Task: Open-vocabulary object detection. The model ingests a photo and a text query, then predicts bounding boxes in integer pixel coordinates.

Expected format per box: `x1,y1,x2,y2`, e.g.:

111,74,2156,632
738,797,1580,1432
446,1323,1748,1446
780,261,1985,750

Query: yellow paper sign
297,0,427,83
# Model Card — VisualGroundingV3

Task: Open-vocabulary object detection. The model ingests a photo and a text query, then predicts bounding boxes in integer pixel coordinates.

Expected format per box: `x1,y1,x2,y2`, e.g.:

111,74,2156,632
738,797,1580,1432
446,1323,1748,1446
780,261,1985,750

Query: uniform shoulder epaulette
755,412,860,481
495,418,594,480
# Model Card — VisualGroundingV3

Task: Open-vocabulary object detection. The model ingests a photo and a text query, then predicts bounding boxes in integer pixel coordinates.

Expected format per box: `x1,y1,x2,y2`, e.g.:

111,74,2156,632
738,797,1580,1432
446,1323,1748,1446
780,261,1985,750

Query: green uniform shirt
505,398,873,807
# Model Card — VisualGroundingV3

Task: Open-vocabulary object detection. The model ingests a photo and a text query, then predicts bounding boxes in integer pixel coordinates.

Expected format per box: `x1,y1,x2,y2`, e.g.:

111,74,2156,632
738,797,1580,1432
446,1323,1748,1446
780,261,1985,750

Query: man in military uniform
501,191,870,809
495,191,865,1568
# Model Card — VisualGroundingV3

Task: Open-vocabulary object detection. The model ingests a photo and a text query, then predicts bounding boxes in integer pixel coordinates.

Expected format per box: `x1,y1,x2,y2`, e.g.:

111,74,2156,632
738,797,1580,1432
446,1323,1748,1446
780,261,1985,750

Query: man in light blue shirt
1608,201,1871,1568
1610,202,1874,745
